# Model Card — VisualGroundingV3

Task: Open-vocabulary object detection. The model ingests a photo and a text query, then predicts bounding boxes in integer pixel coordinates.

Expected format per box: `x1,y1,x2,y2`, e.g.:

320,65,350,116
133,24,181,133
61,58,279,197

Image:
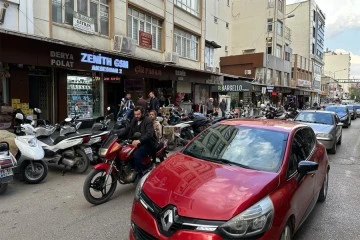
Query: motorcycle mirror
65,117,72,122
34,108,42,114
107,106,111,111
15,113,24,120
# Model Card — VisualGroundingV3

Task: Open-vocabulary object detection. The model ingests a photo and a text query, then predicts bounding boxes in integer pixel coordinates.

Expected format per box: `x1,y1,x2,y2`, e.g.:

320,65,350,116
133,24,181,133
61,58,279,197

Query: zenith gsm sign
80,52,129,74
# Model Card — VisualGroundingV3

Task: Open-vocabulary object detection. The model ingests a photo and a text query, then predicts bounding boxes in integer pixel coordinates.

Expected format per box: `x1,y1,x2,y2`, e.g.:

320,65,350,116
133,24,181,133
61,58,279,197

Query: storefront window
67,75,100,118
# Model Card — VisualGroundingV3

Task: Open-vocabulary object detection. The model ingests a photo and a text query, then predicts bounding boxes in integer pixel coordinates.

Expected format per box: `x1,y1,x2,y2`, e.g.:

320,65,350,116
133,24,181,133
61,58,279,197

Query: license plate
84,148,93,154
0,168,13,178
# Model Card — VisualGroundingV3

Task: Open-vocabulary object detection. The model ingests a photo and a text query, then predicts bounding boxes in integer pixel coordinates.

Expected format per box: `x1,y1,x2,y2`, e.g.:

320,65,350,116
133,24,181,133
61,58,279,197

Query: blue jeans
133,143,153,175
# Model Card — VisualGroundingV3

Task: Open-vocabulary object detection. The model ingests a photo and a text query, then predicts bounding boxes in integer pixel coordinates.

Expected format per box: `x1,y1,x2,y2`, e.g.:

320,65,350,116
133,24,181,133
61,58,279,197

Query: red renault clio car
130,119,330,240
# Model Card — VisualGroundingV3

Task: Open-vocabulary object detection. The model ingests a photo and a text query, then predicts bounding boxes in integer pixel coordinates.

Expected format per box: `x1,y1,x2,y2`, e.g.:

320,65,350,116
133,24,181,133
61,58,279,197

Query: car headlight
134,170,152,201
219,196,274,238
316,133,333,140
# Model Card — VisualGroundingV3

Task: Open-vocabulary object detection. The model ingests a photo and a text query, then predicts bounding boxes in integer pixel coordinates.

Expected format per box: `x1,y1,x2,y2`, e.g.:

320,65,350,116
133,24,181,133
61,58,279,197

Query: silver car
294,110,343,154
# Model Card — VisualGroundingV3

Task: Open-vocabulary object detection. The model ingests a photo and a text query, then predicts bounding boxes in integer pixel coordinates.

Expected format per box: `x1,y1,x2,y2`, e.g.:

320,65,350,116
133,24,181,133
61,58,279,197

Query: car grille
132,223,158,240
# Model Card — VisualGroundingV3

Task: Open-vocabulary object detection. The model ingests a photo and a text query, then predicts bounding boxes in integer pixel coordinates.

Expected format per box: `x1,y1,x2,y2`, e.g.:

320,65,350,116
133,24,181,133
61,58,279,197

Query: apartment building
0,0,225,122
324,51,351,95
286,0,326,103
219,0,293,104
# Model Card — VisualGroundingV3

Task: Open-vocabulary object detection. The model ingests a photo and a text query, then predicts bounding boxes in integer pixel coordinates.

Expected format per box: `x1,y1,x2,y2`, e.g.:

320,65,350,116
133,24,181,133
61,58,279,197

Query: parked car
130,119,330,240
353,105,360,117
345,105,356,120
325,105,351,127
294,110,342,154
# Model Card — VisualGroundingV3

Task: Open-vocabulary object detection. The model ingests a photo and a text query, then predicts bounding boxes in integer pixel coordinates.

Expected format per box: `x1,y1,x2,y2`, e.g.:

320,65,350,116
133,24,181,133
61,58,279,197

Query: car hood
303,123,333,134
337,112,347,118
142,152,280,221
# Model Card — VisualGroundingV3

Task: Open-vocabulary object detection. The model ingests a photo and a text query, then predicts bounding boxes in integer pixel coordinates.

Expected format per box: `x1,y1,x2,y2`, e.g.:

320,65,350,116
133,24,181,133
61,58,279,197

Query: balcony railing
284,26,291,41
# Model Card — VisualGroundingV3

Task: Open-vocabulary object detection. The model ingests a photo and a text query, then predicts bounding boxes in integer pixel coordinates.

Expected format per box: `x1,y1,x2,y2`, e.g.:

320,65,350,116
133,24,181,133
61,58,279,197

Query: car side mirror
298,161,318,176
337,122,344,126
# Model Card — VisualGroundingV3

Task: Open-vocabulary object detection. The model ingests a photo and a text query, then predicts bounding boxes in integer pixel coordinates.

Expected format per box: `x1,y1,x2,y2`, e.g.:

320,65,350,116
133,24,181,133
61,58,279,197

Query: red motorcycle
83,133,168,205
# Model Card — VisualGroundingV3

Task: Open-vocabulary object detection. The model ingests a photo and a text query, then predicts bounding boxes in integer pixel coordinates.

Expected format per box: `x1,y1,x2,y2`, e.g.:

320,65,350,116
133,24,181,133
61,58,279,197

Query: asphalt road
1,120,360,240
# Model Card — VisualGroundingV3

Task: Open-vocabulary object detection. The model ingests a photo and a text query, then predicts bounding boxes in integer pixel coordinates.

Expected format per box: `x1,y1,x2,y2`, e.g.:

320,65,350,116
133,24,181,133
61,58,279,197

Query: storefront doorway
106,81,123,118
29,75,52,121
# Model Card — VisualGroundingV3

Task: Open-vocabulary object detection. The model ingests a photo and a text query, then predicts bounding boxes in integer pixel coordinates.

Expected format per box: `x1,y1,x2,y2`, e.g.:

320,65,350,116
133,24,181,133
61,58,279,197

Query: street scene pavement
1,121,360,240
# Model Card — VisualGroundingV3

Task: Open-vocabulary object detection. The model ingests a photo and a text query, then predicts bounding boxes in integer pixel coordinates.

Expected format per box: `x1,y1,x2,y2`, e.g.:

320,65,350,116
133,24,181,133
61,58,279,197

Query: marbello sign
80,52,129,74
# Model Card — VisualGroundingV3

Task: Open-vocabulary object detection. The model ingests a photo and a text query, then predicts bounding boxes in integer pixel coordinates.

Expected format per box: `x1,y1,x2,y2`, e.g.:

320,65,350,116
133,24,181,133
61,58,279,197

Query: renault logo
161,208,174,231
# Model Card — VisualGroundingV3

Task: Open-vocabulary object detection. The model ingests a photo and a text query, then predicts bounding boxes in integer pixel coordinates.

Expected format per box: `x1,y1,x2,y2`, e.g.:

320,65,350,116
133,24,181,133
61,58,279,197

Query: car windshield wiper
202,156,255,170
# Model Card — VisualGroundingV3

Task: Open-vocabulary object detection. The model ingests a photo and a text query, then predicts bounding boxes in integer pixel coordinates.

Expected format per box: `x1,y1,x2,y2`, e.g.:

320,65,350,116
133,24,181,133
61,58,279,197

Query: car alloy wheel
318,171,329,202
280,224,292,240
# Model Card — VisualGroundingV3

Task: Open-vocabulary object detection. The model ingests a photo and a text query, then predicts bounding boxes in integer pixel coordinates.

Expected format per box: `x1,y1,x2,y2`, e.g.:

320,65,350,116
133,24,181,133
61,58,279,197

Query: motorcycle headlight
98,148,108,157
316,133,333,140
219,196,274,238
134,171,152,201
28,138,37,147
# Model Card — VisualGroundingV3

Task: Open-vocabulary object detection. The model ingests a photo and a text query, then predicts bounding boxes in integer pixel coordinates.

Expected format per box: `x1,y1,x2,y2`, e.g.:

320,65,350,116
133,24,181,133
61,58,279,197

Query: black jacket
149,97,160,113
121,116,156,145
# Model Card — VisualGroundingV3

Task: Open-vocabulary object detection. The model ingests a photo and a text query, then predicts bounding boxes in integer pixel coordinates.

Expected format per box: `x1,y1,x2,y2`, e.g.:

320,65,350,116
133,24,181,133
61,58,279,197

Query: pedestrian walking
220,99,227,117
148,91,160,114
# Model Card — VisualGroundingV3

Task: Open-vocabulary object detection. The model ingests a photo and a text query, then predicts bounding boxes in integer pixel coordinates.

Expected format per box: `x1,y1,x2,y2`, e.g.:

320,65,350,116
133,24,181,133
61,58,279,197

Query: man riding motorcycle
118,106,156,179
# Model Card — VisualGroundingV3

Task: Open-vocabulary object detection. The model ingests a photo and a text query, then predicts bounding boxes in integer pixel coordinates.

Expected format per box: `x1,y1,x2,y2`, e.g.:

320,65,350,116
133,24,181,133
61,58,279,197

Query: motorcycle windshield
101,134,117,148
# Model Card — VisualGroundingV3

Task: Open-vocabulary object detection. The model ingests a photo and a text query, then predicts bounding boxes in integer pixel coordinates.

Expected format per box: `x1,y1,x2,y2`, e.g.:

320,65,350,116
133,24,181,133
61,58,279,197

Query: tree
349,87,360,101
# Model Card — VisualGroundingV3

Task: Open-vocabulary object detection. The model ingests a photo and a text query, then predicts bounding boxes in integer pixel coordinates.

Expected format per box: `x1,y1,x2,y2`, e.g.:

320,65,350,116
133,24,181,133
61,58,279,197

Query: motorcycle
0,142,17,194
13,114,48,183
115,107,132,130
83,132,168,205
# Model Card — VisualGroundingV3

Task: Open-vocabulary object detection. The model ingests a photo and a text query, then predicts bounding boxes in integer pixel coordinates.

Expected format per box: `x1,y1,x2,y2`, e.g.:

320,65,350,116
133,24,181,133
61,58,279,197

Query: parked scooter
13,114,48,183
0,142,17,194
83,132,168,205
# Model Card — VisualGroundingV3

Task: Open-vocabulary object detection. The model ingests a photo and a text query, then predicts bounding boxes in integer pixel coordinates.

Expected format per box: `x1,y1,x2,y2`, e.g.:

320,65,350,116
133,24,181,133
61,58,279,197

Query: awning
205,40,222,49
212,80,252,92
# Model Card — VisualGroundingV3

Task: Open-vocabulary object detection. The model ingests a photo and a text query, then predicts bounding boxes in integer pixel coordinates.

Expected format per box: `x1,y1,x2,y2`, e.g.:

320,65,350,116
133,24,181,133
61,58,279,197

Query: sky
287,0,360,78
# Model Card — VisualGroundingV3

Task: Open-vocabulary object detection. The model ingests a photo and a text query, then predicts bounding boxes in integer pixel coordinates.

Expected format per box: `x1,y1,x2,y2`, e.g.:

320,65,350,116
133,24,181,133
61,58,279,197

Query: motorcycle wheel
22,161,48,184
83,169,118,205
0,183,8,194
74,149,90,174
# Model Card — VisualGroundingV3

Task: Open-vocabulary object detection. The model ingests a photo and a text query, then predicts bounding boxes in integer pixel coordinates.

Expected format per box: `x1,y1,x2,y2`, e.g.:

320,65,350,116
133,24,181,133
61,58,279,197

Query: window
276,45,282,58
174,0,199,16
205,46,214,67
174,28,199,60
214,16,218,24
267,46,272,54
52,0,109,36
285,51,291,61
312,43,315,54
227,0,230,6
278,0,283,13
128,7,162,51
226,22,229,29
313,10,316,21
267,18,273,32
277,20,283,36
313,27,316,38
268,0,275,8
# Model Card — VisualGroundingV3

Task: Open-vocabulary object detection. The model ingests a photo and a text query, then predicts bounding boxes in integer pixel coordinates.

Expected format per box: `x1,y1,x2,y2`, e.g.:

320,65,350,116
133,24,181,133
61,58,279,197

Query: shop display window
67,75,100,118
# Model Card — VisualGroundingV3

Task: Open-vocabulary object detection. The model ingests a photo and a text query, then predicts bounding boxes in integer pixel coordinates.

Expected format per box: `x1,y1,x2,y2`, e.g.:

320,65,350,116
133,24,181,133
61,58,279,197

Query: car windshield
325,106,347,114
182,125,288,173
294,112,334,125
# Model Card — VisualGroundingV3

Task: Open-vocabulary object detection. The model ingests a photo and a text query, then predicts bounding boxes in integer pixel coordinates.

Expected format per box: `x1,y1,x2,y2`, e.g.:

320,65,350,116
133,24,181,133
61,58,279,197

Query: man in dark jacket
148,91,160,114
136,95,148,109
120,106,156,177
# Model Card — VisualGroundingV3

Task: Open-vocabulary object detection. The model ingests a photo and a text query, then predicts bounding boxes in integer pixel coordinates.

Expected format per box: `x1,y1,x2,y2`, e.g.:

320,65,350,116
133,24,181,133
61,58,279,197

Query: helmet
260,104,266,109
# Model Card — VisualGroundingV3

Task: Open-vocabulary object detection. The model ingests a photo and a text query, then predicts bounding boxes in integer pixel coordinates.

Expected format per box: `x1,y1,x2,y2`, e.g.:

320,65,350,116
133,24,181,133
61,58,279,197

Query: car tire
280,222,293,240
318,171,329,202
329,141,337,154
337,134,342,145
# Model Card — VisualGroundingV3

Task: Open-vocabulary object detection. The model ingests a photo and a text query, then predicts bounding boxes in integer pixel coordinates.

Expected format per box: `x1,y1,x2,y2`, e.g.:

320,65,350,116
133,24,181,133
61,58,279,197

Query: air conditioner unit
113,35,136,55
165,52,179,64
0,8,6,24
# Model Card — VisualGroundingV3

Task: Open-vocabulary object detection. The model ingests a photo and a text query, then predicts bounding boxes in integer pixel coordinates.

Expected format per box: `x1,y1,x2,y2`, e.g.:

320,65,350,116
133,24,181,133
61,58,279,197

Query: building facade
286,0,326,104
220,0,293,105
0,0,225,123
324,51,351,96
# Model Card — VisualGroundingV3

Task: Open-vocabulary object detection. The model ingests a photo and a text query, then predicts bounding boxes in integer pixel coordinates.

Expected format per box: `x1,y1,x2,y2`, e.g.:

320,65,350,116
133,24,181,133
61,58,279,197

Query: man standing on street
220,99,227,117
148,91,160,114
206,98,214,114
137,95,147,109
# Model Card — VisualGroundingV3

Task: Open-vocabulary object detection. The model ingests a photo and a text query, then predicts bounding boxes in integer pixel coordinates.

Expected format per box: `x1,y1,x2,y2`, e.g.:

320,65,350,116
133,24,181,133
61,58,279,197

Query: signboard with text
139,31,152,49
73,12,95,34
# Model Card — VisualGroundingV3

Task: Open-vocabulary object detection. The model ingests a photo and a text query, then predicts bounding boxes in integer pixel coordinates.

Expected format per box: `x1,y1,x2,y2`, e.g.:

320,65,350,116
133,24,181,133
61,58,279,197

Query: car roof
219,119,306,133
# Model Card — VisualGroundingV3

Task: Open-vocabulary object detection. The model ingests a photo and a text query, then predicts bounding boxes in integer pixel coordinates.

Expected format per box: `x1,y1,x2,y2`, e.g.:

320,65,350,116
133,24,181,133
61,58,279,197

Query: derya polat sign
80,52,129,74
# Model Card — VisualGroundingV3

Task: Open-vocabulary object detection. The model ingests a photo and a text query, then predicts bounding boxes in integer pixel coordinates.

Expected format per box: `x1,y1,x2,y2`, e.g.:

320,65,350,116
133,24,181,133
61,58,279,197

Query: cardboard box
11,99,20,104
21,103,29,110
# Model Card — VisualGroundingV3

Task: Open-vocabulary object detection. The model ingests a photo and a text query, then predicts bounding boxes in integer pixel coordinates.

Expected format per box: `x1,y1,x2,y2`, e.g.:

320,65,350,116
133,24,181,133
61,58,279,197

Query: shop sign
267,86,274,93
297,79,311,88
175,70,186,77
139,31,152,49
80,52,129,74
134,65,162,76
73,12,95,34
104,76,121,81
50,51,74,68
212,80,251,92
